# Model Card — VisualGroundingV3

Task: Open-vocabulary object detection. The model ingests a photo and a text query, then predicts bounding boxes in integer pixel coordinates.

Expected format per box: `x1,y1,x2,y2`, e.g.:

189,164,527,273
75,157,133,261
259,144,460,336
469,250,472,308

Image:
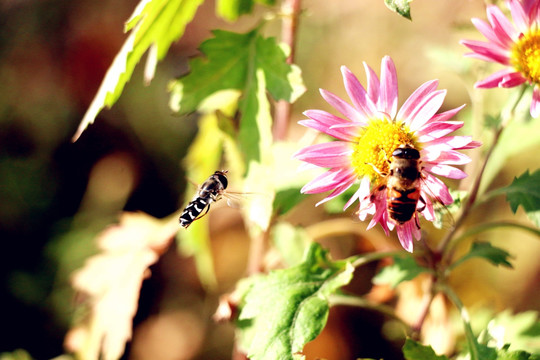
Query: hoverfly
179,170,229,228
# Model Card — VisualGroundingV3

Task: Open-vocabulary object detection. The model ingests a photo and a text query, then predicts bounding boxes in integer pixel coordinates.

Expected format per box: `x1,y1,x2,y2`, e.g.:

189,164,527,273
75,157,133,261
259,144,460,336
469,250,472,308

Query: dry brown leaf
70,212,178,360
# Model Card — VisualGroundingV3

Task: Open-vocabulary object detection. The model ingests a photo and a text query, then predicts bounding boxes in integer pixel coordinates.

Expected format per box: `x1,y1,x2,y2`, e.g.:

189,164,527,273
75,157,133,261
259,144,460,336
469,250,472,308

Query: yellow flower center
511,30,540,84
351,118,416,182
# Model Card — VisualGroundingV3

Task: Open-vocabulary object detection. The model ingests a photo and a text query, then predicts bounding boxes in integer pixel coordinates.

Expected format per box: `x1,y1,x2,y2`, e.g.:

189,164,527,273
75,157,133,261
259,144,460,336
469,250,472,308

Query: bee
364,144,427,228
385,145,423,226
179,170,229,228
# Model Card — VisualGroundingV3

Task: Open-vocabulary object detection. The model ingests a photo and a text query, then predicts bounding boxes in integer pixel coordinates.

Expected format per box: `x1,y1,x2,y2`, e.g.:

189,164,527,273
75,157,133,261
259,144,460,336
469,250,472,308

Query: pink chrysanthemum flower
294,56,480,252
461,0,540,117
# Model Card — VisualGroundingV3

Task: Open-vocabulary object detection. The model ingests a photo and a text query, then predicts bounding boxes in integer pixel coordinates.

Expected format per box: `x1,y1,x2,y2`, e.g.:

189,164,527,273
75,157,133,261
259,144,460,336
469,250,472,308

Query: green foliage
0,350,34,360
502,169,540,227
271,222,310,266
237,242,354,360
402,339,449,360
216,0,276,21
384,0,412,20
372,255,429,288
73,0,204,141
479,310,540,354
169,29,305,164
450,242,513,271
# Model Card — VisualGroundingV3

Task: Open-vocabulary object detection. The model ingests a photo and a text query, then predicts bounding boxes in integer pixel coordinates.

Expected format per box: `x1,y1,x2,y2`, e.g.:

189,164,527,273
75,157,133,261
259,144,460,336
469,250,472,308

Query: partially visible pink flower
294,56,480,252
461,0,540,117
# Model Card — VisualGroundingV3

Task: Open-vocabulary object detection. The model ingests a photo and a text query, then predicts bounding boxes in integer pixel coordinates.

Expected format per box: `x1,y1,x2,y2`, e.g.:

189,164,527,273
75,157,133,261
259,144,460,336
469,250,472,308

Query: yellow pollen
511,30,540,84
351,119,416,181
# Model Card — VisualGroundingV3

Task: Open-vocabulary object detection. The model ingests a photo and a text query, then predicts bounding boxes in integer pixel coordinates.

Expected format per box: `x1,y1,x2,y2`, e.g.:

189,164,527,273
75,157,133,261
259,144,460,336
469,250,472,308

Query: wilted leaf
73,0,204,141
237,242,354,360
70,212,178,360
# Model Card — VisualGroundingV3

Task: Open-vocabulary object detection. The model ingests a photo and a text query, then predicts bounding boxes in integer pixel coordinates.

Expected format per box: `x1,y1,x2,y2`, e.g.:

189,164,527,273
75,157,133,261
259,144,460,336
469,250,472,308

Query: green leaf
502,169,540,227
238,242,354,360
271,222,311,267
450,242,513,271
494,345,540,360
481,310,540,354
216,0,276,21
384,0,412,20
372,255,428,288
73,0,204,141
402,339,449,360
169,28,306,125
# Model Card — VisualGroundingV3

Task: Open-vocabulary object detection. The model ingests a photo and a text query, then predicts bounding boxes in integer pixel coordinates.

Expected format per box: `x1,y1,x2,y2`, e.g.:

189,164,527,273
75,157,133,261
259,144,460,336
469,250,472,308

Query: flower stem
436,85,527,255
440,285,479,360
273,0,302,141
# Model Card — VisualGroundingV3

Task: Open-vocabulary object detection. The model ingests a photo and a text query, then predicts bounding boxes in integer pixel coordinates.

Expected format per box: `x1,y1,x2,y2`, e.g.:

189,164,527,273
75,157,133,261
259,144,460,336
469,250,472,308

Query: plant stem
441,285,479,360
436,85,527,255
410,275,435,339
273,0,302,141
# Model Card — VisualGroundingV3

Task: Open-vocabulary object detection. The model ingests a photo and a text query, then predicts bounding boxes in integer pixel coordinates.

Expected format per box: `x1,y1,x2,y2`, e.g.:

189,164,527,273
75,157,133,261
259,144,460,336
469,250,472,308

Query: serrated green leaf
495,345,540,360
216,0,275,21
238,242,354,360
402,339,449,360
502,170,540,227
451,242,513,271
73,0,204,141
372,255,428,288
384,0,412,20
169,29,305,115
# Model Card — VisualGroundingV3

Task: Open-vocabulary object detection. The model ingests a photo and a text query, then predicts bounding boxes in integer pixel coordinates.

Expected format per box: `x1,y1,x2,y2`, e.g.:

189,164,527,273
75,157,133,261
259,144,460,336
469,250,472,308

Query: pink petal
424,163,468,179
424,135,477,152
499,72,527,87
301,167,356,194
425,150,471,165
397,80,439,125
407,90,447,132
341,66,378,118
532,86,540,118
475,68,521,88
320,89,366,124
301,110,360,141
487,4,519,42
416,121,464,142
379,56,399,118
507,0,529,33
315,176,357,206
345,176,370,210
294,141,352,168
422,173,453,205
471,17,511,48
460,39,511,64
396,223,415,252
363,62,380,105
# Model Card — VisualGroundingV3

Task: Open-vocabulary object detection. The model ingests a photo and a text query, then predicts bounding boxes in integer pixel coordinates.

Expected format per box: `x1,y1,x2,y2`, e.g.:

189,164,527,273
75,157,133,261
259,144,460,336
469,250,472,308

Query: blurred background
1,0,539,359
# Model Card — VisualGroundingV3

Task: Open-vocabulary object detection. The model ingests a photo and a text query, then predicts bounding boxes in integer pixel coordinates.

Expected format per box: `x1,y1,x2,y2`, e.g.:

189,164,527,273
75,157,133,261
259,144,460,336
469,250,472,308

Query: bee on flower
293,56,481,252
461,0,540,117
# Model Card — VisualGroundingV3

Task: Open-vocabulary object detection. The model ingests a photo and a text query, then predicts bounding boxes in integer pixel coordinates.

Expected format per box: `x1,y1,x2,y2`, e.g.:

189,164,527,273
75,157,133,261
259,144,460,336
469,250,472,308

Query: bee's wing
418,177,455,229
223,191,269,209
